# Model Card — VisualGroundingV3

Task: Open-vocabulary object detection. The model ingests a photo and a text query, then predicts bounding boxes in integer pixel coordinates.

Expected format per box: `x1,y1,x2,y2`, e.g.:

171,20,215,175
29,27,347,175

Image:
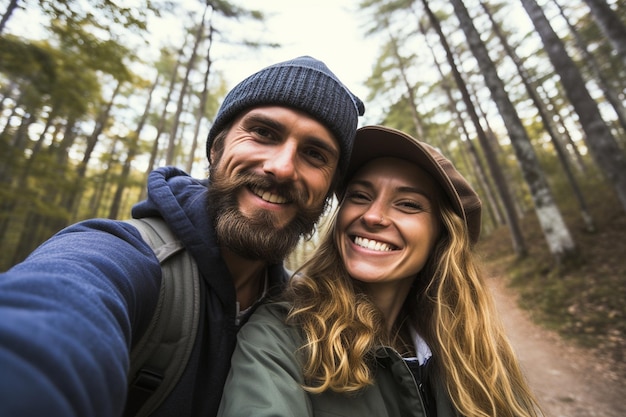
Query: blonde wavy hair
284,197,542,417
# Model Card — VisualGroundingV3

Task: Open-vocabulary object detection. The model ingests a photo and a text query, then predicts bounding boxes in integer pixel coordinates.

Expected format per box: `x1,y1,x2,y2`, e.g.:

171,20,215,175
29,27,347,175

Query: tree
1,0,158,37
108,74,159,220
416,15,505,231
419,0,528,256
581,0,626,66
187,12,216,174
0,0,19,34
554,0,626,134
449,0,577,261
165,6,209,166
521,0,626,213
140,45,186,201
481,0,595,232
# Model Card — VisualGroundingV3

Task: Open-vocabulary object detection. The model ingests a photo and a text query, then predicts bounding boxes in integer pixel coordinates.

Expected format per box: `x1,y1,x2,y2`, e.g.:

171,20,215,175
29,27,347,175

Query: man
0,56,365,417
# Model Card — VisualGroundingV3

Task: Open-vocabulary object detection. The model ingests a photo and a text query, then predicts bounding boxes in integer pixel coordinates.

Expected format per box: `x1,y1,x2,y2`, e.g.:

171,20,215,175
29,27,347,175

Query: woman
217,125,543,417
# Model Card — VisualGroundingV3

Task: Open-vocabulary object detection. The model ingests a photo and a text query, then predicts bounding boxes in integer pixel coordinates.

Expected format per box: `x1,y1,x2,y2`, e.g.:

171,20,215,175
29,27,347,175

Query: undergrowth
478,182,626,378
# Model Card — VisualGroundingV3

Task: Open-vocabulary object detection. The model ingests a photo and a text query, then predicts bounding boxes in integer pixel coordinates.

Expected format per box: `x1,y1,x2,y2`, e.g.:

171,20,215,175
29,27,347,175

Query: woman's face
337,157,442,290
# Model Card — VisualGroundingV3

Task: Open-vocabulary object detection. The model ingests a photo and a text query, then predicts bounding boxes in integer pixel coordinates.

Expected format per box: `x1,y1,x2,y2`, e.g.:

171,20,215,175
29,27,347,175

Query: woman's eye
399,201,424,211
346,190,369,201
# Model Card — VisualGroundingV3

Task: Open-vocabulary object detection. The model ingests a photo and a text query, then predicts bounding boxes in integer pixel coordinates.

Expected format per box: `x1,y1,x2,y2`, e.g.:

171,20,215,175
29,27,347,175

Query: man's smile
249,185,289,204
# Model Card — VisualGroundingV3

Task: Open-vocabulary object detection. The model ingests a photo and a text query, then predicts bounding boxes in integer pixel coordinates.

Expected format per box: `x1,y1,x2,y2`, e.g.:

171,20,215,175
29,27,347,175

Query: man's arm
0,219,162,417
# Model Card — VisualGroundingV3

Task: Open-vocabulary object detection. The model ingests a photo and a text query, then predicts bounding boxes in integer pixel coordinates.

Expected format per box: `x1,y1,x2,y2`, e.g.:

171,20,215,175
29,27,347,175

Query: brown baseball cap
338,125,482,244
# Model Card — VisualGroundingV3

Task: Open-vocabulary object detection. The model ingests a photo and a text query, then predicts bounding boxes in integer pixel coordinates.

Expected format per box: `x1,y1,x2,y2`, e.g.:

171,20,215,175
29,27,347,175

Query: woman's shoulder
251,300,291,321
240,301,299,343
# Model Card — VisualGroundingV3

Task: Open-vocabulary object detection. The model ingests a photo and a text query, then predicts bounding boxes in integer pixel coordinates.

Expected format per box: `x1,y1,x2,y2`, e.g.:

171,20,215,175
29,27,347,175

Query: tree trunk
76,81,121,181
420,0,528,256
536,83,587,173
387,30,425,140
481,0,595,232
418,17,505,229
109,72,160,219
449,0,577,261
187,13,215,174
59,80,122,221
139,45,188,201
0,0,19,35
521,0,626,213
165,4,208,166
555,0,626,133
581,0,626,66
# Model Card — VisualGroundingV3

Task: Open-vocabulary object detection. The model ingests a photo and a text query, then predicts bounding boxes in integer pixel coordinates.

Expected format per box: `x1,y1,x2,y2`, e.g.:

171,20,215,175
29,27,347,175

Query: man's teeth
252,186,288,204
354,236,393,252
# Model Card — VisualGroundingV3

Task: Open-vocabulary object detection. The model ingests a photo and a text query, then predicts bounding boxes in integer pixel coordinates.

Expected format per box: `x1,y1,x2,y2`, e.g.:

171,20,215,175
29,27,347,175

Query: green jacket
217,302,460,417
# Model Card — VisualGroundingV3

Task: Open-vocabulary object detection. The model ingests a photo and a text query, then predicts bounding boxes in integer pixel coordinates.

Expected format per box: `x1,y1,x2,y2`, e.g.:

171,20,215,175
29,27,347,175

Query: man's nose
263,142,298,182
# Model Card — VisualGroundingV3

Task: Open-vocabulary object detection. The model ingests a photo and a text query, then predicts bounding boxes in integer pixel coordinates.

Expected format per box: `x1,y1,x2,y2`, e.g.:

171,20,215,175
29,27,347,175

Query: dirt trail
488,275,626,417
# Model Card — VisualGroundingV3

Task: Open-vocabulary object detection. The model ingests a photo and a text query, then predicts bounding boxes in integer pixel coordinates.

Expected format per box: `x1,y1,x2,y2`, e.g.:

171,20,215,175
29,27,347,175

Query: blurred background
0,0,624,382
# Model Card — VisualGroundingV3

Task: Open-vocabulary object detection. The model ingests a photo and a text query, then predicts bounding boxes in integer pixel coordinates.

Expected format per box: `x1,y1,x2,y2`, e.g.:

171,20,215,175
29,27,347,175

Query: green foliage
210,0,265,20
49,19,133,82
38,0,159,33
0,35,56,95
0,0,271,270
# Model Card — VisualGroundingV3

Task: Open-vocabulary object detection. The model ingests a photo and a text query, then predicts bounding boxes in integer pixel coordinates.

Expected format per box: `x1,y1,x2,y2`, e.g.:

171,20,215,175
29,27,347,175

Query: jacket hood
132,167,234,303
131,166,289,310
133,167,214,253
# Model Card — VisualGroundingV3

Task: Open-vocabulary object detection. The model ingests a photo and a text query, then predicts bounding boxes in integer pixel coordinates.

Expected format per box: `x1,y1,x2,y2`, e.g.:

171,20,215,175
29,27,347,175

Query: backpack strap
123,217,202,417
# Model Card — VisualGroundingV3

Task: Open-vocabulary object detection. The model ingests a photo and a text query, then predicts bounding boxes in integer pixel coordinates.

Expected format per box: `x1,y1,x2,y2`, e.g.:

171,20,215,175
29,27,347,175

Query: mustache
207,167,328,261
215,169,309,208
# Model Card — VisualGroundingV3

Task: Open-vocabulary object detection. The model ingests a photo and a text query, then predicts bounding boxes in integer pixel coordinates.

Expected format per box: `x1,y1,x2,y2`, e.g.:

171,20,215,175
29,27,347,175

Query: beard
206,166,328,263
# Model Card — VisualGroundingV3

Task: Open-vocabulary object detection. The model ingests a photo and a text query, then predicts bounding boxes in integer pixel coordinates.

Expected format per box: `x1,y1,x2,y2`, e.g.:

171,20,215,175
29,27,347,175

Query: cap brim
339,125,465,223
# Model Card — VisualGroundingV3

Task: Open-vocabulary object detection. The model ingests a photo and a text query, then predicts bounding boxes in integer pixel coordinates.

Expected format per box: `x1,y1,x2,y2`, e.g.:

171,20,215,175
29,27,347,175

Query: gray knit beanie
206,56,365,175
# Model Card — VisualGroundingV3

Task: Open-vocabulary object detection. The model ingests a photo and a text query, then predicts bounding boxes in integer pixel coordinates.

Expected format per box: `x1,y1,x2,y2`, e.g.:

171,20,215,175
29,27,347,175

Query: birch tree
449,0,576,261
420,0,528,256
581,0,626,66
521,0,626,213
481,0,595,232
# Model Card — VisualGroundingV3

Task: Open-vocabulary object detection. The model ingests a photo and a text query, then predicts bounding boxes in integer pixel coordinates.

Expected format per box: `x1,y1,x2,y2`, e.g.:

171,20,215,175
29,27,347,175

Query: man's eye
251,126,274,140
304,148,327,163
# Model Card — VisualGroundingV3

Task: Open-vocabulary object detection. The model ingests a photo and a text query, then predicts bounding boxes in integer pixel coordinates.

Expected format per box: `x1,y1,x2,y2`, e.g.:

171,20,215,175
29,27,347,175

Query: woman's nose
361,203,388,226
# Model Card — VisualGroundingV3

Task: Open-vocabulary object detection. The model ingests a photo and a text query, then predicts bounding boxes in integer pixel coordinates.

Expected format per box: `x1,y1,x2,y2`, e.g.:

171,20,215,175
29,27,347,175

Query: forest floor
478,184,626,417
488,271,626,417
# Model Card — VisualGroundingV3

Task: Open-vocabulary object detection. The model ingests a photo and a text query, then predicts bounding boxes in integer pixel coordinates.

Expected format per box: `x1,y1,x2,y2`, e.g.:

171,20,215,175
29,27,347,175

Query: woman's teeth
354,236,394,252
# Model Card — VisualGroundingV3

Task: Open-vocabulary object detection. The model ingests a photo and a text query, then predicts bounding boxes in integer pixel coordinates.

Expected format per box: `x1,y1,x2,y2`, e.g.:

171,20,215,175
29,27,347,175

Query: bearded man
0,56,365,417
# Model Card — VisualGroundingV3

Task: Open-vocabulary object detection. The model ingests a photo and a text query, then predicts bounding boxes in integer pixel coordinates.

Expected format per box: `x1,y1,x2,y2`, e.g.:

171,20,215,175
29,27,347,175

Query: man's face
207,106,340,262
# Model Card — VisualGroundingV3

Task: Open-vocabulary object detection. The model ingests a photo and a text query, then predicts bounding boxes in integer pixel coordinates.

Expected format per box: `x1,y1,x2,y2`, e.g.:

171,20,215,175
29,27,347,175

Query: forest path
487,274,626,417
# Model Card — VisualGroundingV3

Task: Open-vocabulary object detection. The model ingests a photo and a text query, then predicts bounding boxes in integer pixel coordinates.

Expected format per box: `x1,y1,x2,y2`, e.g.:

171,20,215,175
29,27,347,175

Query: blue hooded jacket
0,167,288,417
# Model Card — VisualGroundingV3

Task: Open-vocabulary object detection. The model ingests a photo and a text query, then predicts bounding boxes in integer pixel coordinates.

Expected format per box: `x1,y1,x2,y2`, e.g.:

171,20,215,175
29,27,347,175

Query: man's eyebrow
244,112,339,157
307,136,339,158
243,113,285,132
